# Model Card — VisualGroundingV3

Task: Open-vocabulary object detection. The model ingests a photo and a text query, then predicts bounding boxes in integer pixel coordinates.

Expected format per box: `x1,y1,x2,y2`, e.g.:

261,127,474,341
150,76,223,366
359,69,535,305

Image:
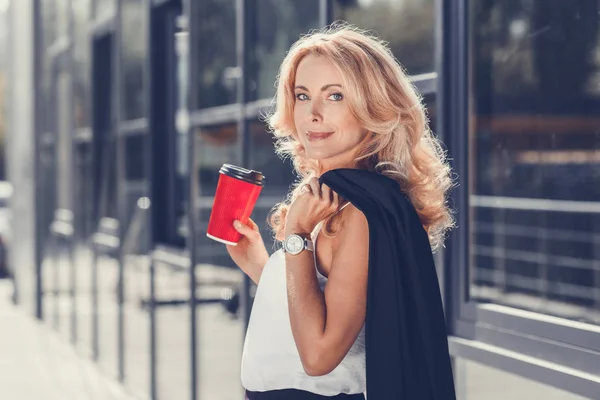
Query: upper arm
315,204,369,374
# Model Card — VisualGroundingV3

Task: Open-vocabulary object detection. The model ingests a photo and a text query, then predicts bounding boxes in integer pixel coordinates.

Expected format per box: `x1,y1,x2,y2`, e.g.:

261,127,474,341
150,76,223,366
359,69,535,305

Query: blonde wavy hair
267,23,455,251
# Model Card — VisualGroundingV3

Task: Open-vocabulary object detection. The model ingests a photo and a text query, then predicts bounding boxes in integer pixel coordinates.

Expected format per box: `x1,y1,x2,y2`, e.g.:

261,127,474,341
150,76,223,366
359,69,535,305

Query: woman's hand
285,177,341,236
226,218,269,285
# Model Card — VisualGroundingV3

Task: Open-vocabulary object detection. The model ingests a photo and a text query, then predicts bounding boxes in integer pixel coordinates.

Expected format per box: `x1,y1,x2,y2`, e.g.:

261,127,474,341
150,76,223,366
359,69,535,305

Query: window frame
442,0,600,396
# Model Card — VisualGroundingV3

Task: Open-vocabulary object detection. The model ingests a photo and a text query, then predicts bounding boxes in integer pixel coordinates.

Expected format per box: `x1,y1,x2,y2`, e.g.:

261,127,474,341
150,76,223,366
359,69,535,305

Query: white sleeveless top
241,206,366,396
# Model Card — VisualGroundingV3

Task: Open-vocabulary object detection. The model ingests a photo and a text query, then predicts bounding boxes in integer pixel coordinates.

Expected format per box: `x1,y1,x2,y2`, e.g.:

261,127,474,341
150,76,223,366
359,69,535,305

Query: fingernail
234,220,241,228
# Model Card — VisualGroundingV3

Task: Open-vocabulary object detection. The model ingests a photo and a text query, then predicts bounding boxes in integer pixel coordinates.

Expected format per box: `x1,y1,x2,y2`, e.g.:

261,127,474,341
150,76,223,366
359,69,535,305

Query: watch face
285,235,304,254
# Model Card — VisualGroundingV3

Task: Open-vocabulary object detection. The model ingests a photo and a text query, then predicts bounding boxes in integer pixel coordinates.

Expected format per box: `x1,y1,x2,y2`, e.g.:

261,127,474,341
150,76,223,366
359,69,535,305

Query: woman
226,24,456,400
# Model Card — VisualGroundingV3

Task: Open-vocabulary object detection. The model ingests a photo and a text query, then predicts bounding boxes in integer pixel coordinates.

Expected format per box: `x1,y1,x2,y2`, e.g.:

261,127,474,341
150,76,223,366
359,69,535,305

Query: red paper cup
206,164,265,246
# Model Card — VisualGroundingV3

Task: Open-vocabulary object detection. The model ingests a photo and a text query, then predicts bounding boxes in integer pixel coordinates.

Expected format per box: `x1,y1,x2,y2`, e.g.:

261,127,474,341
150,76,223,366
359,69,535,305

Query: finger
300,183,311,195
234,219,260,241
331,188,340,208
321,183,333,204
247,217,260,231
309,178,321,199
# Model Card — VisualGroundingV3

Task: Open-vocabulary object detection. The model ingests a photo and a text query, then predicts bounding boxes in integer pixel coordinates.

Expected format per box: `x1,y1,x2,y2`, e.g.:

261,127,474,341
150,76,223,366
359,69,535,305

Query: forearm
285,249,327,367
243,262,264,285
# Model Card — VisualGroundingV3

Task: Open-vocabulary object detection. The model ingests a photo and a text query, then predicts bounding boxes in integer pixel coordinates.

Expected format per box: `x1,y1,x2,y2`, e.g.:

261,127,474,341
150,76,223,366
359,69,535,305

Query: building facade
5,0,600,399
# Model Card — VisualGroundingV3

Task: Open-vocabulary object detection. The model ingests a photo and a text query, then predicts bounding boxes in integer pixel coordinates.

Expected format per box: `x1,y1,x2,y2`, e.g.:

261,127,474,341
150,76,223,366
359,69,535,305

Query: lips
307,131,334,141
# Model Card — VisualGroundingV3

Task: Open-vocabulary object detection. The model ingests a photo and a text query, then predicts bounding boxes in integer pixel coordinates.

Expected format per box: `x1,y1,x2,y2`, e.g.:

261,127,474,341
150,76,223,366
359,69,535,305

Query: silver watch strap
305,237,314,252
282,234,314,253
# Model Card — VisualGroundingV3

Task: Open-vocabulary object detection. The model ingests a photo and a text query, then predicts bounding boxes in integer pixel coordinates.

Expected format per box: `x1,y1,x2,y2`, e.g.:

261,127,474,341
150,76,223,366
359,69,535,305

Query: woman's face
293,54,369,171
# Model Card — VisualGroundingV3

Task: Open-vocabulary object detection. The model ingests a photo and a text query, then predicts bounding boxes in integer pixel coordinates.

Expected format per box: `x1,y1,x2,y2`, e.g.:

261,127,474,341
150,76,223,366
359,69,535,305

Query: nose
307,100,323,123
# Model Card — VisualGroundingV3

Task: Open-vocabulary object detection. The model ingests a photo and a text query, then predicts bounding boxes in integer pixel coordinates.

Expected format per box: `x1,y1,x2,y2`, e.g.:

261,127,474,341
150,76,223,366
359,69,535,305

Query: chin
305,150,335,161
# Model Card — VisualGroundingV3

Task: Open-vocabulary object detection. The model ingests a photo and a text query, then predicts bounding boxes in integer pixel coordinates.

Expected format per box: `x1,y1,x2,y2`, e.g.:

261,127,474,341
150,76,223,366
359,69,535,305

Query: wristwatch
282,233,314,255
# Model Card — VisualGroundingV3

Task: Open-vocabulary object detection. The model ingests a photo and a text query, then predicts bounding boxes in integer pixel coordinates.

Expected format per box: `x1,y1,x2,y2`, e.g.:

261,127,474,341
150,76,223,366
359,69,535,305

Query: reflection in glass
124,134,146,181
41,0,58,50
249,120,295,197
94,0,115,18
55,0,69,37
196,123,240,195
120,0,147,120
334,0,435,75
73,0,91,128
193,0,237,109
469,0,600,325
249,120,295,238
249,0,320,100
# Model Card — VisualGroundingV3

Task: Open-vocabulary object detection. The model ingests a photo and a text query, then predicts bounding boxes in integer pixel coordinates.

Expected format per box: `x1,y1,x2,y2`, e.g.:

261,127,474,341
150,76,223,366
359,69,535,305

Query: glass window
73,0,91,128
94,0,115,19
249,119,295,198
195,123,240,195
56,0,69,38
333,0,435,76
192,0,237,109
120,0,147,120
42,0,58,50
248,0,321,101
124,134,146,181
469,0,600,325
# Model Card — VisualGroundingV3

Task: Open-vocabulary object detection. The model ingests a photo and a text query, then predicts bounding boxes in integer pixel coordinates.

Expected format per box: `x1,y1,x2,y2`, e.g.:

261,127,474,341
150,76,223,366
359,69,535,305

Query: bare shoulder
333,204,369,251
330,204,369,273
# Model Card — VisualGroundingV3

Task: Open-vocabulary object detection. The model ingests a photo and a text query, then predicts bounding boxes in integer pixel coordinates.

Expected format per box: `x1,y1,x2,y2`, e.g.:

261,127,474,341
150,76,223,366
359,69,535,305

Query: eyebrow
294,84,343,92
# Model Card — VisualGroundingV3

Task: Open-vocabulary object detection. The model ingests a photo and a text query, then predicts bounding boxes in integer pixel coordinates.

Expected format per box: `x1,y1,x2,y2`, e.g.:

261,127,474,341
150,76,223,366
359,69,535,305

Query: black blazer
320,168,456,400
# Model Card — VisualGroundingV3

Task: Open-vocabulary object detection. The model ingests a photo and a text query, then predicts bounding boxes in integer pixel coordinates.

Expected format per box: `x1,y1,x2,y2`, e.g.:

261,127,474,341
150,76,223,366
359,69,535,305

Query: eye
295,93,309,101
328,92,344,101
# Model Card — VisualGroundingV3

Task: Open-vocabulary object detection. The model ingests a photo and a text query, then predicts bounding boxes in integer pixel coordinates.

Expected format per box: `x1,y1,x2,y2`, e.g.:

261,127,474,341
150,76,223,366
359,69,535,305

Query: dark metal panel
433,0,447,315
444,0,474,335
33,0,45,319
237,0,254,333
67,0,78,347
320,0,332,26
114,0,126,384
182,0,199,398
449,336,600,400
148,1,162,397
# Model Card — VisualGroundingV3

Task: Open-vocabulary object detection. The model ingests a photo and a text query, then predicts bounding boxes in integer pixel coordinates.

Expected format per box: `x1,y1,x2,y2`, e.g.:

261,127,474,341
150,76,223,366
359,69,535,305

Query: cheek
293,106,305,130
339,117,365,143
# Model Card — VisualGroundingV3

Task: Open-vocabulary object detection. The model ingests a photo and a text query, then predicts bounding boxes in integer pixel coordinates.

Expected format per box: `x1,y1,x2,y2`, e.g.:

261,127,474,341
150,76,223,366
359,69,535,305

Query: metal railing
470,195,600,323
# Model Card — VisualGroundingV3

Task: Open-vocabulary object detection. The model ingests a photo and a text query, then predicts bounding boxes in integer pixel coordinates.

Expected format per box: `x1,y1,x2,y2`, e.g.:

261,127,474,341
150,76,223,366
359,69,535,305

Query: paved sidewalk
0,280,136,400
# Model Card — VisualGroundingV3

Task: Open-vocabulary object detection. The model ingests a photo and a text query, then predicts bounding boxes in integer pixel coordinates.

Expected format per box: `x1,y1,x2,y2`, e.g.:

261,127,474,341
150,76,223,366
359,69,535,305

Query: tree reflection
195,0,237,108
334,0,435,75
